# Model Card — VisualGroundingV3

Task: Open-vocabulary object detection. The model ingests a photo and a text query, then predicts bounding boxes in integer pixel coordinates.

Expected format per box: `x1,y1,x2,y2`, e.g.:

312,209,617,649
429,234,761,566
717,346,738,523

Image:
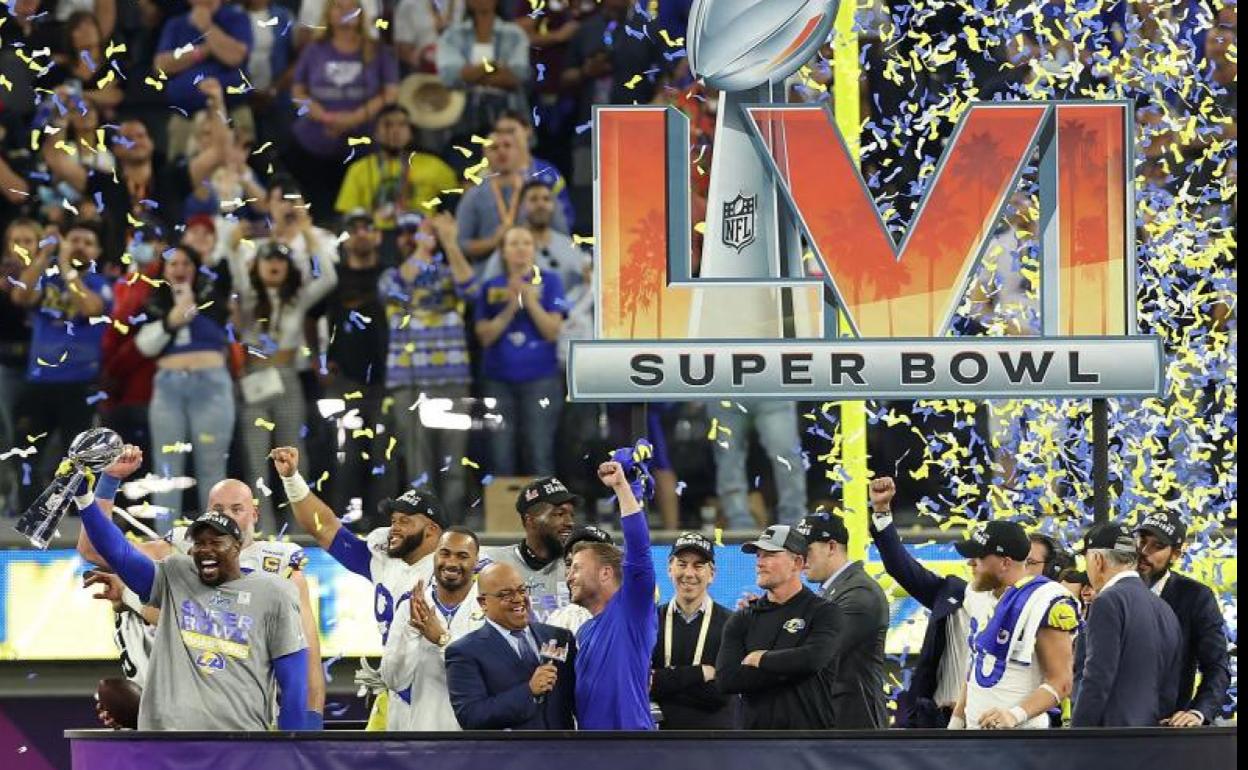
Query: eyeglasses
1024,558,1046,568
482,586,530,602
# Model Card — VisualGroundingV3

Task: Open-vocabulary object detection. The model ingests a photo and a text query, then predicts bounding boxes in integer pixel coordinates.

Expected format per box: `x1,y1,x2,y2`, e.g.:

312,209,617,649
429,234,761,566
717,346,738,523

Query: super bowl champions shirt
139,554,306,731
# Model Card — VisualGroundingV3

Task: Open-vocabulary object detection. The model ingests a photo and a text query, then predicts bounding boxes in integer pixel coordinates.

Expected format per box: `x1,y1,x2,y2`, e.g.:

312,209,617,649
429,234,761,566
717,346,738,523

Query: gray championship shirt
481,544,569,623
139,554,306,731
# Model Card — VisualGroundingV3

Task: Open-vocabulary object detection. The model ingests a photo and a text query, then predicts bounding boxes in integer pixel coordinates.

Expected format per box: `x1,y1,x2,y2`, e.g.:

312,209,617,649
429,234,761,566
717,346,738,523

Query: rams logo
196,651,225,674
783,618,806,633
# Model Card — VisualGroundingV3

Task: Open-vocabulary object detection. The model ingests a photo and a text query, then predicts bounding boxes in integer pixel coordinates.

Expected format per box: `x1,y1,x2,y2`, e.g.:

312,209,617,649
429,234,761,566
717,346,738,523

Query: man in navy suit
445,562,576,729
1072,523,1182,727
1135,511,1232,727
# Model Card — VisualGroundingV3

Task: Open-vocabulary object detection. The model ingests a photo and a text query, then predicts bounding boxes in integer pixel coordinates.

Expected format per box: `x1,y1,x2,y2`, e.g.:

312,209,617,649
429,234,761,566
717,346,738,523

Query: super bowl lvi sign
567,0,1163,401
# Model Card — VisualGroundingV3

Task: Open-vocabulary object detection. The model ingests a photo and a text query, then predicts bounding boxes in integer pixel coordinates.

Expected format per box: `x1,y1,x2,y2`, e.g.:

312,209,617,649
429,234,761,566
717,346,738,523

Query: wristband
74,491,96,510
871,510,893,531
282,472,311,504
1039,682,1061,704
1008,705,1029,726
947,715,966,730
121,587,145,615
96,473,122,502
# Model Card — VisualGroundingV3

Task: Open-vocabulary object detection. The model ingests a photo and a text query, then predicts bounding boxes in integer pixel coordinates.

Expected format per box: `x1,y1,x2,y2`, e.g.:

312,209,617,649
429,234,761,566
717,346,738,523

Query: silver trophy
15,428,123,549
687,0,839,339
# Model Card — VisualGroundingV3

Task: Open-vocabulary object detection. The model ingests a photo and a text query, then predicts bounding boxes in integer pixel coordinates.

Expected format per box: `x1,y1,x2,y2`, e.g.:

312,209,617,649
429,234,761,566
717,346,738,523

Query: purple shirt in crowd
292,42,398,157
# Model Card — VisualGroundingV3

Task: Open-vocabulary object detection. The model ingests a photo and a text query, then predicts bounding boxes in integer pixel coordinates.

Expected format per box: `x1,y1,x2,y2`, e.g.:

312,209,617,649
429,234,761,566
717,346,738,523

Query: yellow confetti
461,457,480,469
254,418,276,431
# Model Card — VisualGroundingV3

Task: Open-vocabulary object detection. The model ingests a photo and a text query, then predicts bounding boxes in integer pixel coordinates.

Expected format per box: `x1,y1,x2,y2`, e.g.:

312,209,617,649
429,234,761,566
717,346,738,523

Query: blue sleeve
326,527,372,580
79,498,156,601
870,521,956,610
541,272,567,316
219,7,254,49
273,648,310,730
619,513,656,619
155,17,179,55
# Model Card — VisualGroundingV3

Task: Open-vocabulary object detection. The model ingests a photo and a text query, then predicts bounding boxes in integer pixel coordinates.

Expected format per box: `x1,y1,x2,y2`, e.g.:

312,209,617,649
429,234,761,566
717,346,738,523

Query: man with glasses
445,562,577,729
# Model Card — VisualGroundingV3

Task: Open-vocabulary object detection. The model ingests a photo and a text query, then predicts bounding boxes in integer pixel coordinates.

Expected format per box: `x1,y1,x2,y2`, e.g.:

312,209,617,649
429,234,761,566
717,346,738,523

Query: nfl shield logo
722,193,756,252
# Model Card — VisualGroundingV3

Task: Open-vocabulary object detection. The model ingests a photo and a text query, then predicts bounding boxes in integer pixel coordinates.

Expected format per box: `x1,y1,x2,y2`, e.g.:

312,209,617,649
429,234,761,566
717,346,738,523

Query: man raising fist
566,459,657,729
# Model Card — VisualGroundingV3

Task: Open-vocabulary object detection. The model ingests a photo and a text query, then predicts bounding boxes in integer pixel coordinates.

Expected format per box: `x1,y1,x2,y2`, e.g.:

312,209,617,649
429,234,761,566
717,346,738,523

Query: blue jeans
149,367,236,523
483,377,563,477
708,400,807,529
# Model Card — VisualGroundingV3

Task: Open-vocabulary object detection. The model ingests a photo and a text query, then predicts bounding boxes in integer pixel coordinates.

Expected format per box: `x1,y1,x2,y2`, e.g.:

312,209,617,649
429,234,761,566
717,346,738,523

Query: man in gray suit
798,509,890,729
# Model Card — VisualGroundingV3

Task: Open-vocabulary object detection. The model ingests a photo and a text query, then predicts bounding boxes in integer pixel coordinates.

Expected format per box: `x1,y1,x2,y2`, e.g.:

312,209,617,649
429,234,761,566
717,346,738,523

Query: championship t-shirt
138,555,305,731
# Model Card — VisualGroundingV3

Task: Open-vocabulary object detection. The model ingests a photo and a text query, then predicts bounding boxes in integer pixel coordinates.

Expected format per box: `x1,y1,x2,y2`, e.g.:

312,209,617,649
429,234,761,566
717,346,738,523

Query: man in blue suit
1072,523,1182,727
445,562,576,729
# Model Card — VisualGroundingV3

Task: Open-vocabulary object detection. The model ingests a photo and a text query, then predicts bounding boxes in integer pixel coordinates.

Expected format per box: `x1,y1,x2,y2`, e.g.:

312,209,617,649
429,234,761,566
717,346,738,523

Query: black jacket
870,519,967,727
1072,574,1182,727
650,601,736,729
1157,570,1232,722
716,586,842,729
817,561,890,729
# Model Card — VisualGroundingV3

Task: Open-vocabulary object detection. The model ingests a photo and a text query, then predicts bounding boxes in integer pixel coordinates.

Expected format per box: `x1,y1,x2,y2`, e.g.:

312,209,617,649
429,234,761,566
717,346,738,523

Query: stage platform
66,727,1237,770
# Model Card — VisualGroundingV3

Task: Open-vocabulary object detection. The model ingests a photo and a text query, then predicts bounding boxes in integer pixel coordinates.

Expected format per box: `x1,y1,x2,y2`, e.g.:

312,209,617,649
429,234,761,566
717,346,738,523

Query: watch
436,631,452,648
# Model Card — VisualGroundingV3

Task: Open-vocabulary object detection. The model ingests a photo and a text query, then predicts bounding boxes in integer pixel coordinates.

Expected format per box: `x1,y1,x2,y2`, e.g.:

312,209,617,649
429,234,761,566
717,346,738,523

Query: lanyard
663,596,714,669
489,176,521,228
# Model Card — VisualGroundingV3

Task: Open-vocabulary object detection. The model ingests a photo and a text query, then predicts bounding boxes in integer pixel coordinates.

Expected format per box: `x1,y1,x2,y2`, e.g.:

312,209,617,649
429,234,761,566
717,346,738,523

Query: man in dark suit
798,511,889,729
1072,523,1182,727
1135,511,1232,726
445,563,576,729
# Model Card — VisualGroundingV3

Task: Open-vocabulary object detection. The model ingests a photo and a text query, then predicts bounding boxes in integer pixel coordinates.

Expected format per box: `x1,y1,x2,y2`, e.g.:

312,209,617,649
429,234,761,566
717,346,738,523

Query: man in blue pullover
75,482,310,731
567,457,657,729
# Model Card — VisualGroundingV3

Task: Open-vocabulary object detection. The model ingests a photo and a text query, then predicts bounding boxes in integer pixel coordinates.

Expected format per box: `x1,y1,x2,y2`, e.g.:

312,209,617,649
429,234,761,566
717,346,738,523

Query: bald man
76,446,325,728
445,563,577,729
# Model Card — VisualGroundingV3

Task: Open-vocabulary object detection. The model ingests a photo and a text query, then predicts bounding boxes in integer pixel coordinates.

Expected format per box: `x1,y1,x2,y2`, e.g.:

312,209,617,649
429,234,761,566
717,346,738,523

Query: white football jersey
964,579,1078,730
363,527,435,644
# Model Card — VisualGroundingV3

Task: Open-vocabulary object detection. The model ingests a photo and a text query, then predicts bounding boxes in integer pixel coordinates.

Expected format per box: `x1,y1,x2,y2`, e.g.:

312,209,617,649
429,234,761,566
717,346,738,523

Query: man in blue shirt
567,459,656,729
154,0,252,155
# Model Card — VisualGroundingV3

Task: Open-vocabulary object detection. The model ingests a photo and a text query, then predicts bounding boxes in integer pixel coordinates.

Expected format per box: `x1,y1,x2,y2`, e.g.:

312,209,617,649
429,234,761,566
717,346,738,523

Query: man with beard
379,527,483,730
650,532,735,729
547,525,615,633
73,479,309,730
272,445,444,729
567,459,656,729
948,521,1079,730
481,181,585,290
1134,511,1231,727
482,477,579,622
77,445,325,728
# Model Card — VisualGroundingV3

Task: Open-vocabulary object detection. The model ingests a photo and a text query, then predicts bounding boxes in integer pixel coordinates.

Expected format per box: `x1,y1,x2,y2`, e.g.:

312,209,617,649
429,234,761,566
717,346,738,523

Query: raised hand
869,476,896,512
269,446,300,478
597,461,628,490
103,445,143,481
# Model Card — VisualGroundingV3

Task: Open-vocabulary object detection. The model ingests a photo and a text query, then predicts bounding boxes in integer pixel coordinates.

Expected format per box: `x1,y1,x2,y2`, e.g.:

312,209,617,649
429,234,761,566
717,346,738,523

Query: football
688,0,840,91
94,677,142,729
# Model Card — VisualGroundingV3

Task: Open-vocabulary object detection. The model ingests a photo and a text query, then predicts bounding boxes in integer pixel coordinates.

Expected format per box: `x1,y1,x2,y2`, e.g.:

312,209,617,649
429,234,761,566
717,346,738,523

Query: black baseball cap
954,521,1030,561
742,525,808,557
1134,511,1186,548
564,525,615,553
670,531,715,563
343,208,373,228
379,488,447,528
797,512,850,546
516,477,582,515
1078,522,1137,555
188,510,243,541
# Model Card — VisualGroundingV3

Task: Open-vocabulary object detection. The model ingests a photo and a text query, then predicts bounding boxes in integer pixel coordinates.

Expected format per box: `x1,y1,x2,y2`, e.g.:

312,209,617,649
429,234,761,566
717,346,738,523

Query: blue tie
510,629,539,668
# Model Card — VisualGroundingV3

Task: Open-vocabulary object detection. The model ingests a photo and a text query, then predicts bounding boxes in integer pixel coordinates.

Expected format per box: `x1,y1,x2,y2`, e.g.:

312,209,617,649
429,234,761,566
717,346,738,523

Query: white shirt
1150,571,1172,596
379,582,482,730
394,0,466,52
1103,569,1143,593
964,579,1072,730
299,0,380,39
247,9,277,90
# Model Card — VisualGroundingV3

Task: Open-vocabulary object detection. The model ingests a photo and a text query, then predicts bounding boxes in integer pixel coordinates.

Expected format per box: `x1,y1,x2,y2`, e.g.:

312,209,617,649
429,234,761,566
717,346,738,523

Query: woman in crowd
473,225,566,476
229,236,338,533
288,0,399,218
134,243,235,527
436,0,530,139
